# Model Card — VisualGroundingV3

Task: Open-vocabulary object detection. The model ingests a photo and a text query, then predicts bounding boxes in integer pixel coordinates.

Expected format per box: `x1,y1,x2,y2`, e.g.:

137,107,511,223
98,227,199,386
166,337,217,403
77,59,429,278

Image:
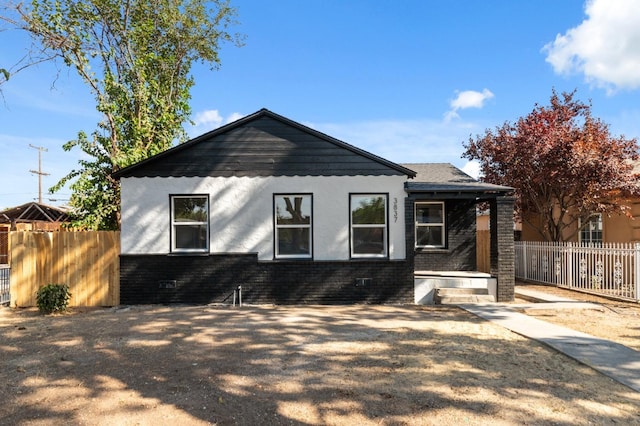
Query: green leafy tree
13,0,241,229
464,89,640,242
0,3,70,97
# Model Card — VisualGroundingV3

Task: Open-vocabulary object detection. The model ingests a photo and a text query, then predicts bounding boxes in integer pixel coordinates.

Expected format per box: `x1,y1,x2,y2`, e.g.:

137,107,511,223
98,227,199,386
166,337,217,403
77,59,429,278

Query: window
415,202,445,248
171,195,209,252
350,194,387,257
580,214,603,244
274,194,312,258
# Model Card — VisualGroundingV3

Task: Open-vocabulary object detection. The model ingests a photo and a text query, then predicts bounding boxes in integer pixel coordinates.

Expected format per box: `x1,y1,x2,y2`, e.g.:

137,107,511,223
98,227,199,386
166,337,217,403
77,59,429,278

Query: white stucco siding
120,175,407,260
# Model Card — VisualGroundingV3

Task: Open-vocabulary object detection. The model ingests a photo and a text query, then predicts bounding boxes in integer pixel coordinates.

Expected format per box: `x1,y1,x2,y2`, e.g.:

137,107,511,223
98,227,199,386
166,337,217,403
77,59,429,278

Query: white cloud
543,0,640,92
227,112,245,123
189,109,245,137
193,110,224,128
445,89,494,121
461,161,481,180
450,89,495,110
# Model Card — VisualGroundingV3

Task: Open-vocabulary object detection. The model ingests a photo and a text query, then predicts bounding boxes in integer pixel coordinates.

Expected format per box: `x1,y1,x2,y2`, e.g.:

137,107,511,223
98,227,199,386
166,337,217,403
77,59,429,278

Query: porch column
490,196,515,302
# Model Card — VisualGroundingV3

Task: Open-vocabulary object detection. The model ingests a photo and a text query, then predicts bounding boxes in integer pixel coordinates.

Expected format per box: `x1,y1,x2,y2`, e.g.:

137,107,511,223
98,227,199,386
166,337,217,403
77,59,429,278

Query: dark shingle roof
403,163,476,183
402,163,513,199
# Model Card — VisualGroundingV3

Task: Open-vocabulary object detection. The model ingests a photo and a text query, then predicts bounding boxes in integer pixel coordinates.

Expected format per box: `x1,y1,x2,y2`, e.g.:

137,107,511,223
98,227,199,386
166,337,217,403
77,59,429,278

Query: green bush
36,284,72,314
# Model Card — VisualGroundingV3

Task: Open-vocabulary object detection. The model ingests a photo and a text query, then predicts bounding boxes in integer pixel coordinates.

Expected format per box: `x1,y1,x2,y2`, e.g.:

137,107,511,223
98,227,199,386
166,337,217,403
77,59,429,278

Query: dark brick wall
490,196,515,302
411,199,477,271
120,254,414,305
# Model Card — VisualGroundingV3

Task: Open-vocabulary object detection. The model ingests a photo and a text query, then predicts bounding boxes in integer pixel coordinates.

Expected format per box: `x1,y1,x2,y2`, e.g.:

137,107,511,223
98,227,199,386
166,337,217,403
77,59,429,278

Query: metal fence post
635,243,640,302
523,242,528,281
567,242,573,288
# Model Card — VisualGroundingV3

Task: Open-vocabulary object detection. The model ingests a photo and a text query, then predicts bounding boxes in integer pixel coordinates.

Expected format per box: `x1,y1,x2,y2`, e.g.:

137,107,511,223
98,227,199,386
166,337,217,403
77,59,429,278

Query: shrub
36,284,72,314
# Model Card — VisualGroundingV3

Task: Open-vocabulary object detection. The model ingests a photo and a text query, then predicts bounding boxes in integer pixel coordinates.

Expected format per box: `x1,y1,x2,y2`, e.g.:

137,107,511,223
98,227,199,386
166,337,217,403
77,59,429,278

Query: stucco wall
521,201,640,243
120,175,407,260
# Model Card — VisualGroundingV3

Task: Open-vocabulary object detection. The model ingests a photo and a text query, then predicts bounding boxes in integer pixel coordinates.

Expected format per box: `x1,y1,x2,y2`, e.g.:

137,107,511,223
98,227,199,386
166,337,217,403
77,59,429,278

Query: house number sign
393,198,398,223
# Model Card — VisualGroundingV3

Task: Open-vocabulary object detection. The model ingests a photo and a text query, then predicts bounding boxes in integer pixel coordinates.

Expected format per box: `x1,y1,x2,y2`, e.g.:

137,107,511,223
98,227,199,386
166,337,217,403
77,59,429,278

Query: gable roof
402,163,513,199
0,202,69,224
114,108,416,179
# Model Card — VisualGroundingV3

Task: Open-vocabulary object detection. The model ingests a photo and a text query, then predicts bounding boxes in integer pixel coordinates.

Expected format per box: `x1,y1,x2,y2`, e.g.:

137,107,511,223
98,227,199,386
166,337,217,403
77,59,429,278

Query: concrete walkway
459,288,640,393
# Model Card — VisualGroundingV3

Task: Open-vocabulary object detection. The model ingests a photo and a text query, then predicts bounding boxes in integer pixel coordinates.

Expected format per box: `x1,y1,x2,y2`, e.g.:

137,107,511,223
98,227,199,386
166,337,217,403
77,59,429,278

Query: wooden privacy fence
9,231,120,307
476,230,490,274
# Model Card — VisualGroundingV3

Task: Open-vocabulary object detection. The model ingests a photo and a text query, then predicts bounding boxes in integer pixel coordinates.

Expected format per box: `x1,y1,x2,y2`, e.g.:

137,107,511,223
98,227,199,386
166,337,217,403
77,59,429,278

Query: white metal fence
515,241,640,302
0,265,9,305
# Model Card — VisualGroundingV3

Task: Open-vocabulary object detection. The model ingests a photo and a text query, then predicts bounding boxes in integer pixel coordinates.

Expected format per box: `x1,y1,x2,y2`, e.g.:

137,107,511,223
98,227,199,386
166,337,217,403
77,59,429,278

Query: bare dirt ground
1,295,640,425
514,282,640,351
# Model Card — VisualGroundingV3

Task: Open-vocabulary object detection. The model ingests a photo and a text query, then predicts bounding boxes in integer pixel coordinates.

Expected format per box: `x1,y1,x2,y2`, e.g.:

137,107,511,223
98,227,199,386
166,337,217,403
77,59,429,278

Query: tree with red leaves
464,89,640,242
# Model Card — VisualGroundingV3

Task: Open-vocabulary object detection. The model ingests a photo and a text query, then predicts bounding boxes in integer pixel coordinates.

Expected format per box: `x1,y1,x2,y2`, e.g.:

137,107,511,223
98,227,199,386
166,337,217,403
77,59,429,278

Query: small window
415,202,445,248
350,194,387,258
275,194,312,258
580,214,603,245
171,195,209,252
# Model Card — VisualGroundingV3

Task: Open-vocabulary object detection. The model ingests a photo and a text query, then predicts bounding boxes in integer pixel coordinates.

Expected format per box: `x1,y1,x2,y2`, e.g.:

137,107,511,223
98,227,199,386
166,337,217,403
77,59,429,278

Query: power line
29,144,50,204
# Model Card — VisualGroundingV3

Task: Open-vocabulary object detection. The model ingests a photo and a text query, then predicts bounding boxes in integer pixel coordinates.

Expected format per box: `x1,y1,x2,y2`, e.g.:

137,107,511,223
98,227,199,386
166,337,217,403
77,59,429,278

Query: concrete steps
434,287,495,305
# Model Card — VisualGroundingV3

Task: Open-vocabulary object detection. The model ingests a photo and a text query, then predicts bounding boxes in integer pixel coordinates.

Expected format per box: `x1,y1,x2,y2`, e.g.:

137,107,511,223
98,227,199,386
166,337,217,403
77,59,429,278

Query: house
521,204,640,244
114,109,515,305
520,161,640,244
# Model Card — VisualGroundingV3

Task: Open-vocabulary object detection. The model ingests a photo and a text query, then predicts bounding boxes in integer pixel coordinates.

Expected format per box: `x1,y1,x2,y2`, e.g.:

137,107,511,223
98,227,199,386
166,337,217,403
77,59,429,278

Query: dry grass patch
1,304,639,425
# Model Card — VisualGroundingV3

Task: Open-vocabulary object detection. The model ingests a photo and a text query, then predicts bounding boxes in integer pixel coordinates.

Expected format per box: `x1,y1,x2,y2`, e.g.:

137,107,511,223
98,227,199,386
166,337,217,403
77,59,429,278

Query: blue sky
2,0,640,209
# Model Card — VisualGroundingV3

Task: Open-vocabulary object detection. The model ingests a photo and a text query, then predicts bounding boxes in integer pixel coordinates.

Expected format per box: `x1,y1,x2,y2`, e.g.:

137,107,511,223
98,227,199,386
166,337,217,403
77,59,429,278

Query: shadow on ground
1,305,639,425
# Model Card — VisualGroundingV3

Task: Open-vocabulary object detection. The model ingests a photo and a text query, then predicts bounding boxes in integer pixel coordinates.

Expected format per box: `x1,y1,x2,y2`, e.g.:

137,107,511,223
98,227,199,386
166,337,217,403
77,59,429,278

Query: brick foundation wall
120,254,414,305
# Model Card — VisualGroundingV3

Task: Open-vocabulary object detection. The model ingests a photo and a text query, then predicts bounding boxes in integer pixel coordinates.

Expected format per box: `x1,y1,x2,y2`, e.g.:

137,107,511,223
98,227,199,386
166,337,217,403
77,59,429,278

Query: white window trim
579,213,603,244
415,201,445,248
274,194,313,259
170,195,209,253
350,194,388,258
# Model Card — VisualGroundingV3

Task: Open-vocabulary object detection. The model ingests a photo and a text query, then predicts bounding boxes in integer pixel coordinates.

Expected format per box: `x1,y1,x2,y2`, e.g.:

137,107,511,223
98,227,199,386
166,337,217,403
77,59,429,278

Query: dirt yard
514,283,640,351
1,294,640,425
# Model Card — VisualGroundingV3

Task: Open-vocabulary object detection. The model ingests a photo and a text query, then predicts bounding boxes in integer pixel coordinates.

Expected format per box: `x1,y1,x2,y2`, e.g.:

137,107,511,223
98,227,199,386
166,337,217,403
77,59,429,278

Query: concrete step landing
434,287,495,305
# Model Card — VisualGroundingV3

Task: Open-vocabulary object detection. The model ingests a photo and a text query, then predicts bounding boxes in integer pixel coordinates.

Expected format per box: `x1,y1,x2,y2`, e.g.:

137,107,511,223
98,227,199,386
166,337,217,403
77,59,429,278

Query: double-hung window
415,202,445,248
579,214,603,245
350,194,387,258
274,194,312,258
171,195,209,252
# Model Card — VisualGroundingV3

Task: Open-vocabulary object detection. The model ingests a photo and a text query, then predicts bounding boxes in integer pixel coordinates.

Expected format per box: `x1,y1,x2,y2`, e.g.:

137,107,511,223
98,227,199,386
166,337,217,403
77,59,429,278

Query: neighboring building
0,202,69,231
0,202,70,264
520,160,640,244
520,194,640,244
522,208,640,244
114,109,514,305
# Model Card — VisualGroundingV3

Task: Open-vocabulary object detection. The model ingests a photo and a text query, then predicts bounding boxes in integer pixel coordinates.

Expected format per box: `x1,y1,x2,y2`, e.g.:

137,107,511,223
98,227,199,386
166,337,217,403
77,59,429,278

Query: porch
414,270,497,304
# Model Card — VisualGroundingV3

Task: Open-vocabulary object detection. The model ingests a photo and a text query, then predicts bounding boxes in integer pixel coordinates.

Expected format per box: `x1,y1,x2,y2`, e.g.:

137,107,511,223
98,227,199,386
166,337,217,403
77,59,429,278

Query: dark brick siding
120,254,414,305
490,196,515,302
410,199,477,271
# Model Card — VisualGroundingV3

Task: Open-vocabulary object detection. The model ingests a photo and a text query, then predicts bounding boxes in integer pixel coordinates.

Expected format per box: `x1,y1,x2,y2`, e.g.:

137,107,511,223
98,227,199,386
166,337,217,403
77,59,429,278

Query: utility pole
29,144,50,204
